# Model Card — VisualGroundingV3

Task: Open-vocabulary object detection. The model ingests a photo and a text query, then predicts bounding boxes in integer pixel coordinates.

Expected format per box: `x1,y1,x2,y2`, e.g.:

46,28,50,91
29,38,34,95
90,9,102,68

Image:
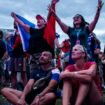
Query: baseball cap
36,14,46,22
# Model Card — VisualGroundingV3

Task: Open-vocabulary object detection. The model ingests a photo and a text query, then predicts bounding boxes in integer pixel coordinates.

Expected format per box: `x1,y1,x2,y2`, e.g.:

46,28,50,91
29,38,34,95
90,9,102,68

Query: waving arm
88,0,104,32
49,1,69,34
11,12,30,33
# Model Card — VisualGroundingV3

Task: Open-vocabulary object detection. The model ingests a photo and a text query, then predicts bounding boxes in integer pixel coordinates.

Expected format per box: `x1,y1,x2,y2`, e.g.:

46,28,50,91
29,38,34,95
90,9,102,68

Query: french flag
16,13,56,53
16,14,37,52
16,4,56,54
44,13,56,49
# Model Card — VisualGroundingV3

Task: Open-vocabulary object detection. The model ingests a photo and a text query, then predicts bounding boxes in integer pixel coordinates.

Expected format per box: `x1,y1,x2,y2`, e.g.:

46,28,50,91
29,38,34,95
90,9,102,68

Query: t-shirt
28,27,54,55
26,67,60,104
30,67,60,83
65,62,102,94
67,27,90,50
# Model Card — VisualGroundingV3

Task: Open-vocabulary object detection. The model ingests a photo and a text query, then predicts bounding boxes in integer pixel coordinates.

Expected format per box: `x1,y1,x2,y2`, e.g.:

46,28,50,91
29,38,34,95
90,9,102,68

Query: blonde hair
74,44,85,52
73,44,88,61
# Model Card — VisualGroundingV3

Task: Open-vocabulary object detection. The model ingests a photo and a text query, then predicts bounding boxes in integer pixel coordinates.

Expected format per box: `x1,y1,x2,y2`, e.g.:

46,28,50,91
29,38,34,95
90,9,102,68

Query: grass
56,99,62,105
0,95,11,105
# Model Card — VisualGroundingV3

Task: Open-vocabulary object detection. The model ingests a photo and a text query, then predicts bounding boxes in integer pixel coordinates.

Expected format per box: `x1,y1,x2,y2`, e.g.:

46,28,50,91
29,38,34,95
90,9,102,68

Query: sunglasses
73,16,81,20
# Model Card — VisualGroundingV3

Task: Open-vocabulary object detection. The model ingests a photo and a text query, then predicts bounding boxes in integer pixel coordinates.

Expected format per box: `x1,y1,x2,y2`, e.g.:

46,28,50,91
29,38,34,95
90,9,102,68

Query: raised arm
47,0,59,20
88,0,104,32
11,12,30,33
49,2,69,34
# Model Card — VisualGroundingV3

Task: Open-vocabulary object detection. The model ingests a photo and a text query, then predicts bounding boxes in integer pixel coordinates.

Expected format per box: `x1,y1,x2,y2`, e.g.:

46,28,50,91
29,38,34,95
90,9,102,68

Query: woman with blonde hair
60,44,103,105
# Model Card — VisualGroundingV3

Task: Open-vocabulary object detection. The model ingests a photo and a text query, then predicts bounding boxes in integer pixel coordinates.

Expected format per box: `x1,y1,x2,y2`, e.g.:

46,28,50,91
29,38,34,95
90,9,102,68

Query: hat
36,14,46,22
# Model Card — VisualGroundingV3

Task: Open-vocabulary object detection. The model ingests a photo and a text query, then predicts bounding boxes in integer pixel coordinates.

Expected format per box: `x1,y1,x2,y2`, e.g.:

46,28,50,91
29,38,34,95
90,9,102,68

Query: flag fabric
16,4,56,52
5,34,16,51
61,39,70,53
43,5,56,49
16,14,36,52
5,34,17,57
12,35,21,49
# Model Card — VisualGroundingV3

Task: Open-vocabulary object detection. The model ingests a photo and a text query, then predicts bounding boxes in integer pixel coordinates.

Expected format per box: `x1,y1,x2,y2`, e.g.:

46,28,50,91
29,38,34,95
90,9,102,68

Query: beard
39,61,50,65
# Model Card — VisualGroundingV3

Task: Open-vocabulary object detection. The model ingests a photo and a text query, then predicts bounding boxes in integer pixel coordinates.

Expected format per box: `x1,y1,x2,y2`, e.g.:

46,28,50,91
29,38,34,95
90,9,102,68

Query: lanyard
76,29,81,39
75,29,81,44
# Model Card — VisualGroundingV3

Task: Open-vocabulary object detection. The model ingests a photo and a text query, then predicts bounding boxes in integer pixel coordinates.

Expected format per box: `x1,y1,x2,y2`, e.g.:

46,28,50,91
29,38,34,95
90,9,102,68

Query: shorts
7,57,24,72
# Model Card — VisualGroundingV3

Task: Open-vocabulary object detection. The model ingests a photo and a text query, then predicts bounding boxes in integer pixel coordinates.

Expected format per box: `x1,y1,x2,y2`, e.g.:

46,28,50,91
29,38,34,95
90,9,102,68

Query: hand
60,71,70,79
33,96,40,105
17,98,26,105
39,96,45,104
97,0,104,11
48,5,56,15
52,0,59,5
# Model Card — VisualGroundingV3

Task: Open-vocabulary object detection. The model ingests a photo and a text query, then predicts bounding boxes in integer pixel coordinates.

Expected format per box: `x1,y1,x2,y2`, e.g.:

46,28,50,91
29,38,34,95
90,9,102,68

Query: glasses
73,16,81,20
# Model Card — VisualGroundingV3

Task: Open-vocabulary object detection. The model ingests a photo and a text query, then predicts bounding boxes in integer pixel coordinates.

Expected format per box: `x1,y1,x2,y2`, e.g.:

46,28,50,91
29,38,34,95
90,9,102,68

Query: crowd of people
0,0,105,105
